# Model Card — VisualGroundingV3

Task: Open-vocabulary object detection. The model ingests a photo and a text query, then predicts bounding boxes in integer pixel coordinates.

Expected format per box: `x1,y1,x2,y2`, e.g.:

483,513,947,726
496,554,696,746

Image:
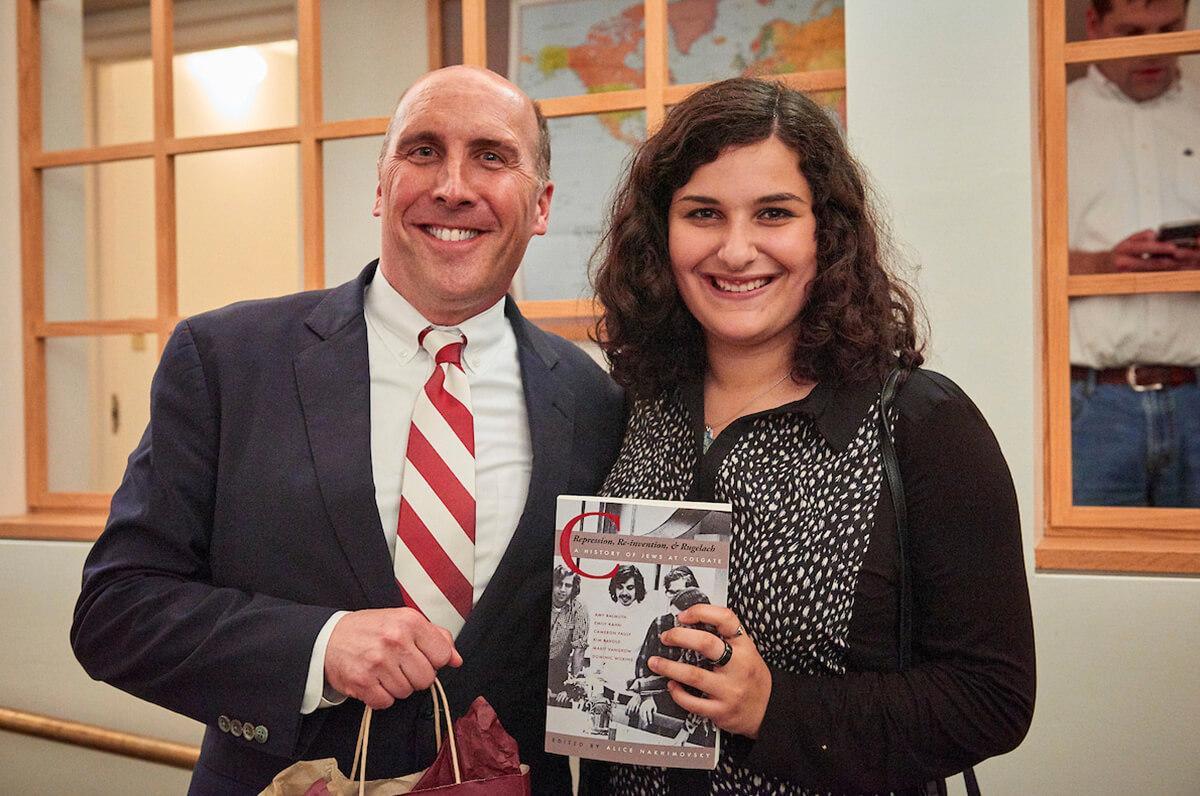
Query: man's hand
324,608,463,710
1070,230,1197,274
635,695,657,728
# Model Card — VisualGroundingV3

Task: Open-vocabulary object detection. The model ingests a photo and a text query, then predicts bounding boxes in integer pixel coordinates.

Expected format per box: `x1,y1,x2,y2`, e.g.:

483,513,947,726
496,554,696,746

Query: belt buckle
1126,365,1163,392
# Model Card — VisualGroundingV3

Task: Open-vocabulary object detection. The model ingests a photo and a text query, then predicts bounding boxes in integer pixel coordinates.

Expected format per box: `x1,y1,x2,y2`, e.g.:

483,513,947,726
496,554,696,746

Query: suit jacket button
229,719,242,736
254,725,269,744
217,715,230,733
242,722,255,740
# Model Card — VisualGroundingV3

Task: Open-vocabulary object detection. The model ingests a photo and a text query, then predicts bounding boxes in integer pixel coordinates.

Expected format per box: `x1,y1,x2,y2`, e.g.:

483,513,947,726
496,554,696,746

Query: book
544,494,733,770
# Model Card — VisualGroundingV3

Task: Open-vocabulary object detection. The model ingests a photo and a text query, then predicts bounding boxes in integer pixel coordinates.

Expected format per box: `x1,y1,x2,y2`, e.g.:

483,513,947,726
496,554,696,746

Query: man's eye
411,146,435,158
481,151,502,163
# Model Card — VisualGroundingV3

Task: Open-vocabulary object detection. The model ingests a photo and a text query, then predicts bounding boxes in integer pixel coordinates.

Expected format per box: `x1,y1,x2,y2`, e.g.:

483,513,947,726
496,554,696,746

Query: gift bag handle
350,677,463,795
430,677,462,784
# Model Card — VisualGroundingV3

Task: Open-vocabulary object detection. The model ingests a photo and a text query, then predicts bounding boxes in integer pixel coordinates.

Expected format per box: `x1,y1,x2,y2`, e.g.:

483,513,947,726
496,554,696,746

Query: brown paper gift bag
260,678,530,796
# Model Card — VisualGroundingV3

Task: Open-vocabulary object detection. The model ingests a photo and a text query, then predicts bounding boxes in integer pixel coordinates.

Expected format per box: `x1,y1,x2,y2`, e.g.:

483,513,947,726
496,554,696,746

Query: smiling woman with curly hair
583,78,1034,796
593,79,924,400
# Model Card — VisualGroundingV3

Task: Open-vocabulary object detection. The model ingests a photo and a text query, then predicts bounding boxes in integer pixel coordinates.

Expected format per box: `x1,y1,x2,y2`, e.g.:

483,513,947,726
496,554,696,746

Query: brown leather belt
1070,365,1198,391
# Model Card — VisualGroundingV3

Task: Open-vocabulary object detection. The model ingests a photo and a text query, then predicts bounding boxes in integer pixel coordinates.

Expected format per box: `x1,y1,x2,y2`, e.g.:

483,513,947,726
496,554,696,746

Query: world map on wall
510,0,844,301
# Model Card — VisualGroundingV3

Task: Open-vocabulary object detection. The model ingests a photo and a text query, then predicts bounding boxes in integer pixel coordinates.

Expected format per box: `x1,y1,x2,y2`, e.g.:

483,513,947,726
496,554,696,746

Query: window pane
1066,53,1200,269
1066,46,1200,508
517,111,645,301
1066,0,1198,43
40,0,153,150
510,0,646,99
324,136,384,287
43,160,157,322
437,0,485,72
322,0,433,121
46,334,158,493
173,3,298,138
1068,291,1200,508
176,145,302,316
667,0,844,85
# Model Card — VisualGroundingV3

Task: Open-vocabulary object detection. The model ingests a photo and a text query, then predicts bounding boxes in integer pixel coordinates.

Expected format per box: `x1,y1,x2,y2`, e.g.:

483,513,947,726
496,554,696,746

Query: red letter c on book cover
559,512,620,579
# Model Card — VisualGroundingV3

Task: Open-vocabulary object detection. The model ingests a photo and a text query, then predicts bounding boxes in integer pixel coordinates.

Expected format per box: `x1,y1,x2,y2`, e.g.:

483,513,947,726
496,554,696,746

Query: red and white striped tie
393,327,476,637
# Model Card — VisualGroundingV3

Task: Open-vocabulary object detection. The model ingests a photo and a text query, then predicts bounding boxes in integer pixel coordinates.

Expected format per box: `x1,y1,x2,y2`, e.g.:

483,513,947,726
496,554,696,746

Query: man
547,565,588,705
1067,0,1200,506
71,67,625,795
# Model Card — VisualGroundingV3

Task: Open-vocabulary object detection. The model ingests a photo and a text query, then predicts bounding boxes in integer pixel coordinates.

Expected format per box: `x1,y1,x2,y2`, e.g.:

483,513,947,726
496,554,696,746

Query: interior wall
0,541,196,792
845,2,1199,794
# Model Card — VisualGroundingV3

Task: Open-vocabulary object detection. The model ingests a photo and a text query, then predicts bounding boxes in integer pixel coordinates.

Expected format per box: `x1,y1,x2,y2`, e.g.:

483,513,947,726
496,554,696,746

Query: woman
585,78,1035,794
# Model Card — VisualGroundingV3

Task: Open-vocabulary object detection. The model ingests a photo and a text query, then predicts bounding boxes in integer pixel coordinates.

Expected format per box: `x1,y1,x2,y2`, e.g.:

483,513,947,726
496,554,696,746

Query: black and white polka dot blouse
582,370,1035,796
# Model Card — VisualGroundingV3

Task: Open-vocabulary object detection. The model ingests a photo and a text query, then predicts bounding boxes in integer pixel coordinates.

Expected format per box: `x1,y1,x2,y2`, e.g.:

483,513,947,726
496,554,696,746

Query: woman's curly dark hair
592,77,924,399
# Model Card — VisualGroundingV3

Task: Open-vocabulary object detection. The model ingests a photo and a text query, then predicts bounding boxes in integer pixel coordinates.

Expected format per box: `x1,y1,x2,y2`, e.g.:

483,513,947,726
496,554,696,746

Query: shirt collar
363,275,509,373
681,375,882,453
792,378,883,451
1085,63,1182,106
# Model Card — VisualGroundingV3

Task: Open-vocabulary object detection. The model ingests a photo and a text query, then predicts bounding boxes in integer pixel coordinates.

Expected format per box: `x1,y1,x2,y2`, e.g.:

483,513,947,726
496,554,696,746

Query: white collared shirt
302,276,532,713
1067,66,1200,368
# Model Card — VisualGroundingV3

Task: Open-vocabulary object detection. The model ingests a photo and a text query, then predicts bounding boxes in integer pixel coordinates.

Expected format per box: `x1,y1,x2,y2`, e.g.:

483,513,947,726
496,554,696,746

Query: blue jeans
1071,372,1200,507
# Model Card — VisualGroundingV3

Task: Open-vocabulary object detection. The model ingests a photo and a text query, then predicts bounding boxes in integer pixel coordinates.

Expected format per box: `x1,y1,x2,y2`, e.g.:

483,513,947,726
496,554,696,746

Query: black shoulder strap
877,367,913,670
876,368,982,796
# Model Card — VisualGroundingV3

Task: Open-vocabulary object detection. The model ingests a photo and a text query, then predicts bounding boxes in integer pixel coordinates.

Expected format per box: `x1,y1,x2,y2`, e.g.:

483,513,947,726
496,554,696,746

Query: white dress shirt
1067,65,1200,368
301,276,532,713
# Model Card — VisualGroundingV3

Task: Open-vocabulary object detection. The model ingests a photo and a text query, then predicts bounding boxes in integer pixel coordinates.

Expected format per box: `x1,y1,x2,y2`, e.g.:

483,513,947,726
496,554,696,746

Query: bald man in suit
72,66,625,795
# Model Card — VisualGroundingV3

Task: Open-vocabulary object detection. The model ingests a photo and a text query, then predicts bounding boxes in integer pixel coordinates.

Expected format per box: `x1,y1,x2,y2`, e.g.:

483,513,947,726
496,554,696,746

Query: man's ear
532,181,554,236
372,181,383,218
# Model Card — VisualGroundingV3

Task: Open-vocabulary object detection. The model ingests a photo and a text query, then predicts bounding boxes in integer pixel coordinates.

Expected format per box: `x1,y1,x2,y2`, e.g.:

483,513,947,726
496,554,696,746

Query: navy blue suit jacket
71,263,626,794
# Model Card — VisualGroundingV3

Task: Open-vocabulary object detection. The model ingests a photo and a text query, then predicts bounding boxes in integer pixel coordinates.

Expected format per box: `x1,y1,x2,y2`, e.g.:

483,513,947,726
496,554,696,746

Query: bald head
379,66,551,182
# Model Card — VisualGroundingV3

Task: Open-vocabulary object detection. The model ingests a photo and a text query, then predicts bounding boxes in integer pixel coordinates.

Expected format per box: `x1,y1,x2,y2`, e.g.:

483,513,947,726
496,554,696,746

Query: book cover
544,494,733,770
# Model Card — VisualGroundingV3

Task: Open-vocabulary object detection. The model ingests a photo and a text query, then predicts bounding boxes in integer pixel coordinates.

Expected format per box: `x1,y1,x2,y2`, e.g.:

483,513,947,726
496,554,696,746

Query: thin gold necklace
703,373,792,453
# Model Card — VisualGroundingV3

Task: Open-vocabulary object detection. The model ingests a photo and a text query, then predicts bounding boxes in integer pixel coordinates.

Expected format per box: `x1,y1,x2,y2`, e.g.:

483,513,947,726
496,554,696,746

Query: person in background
71,66,624,796
584,77,1035,795
1067,0,1200,506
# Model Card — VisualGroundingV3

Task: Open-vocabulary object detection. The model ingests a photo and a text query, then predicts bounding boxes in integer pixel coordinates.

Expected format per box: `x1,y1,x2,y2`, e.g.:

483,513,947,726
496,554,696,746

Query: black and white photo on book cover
545,494,733,770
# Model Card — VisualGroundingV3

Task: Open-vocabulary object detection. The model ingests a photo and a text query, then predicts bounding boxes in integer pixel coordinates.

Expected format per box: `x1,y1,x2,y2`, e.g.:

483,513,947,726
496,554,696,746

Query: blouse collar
680,375,882,454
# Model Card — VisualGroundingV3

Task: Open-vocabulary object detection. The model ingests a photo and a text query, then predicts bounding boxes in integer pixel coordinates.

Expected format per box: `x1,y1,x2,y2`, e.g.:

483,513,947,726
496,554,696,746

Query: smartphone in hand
1157,220,1200,249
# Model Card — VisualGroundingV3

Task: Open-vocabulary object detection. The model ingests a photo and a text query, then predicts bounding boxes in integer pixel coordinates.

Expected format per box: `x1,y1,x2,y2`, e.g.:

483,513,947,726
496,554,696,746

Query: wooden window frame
1036,0,1200,574
5,0,845,538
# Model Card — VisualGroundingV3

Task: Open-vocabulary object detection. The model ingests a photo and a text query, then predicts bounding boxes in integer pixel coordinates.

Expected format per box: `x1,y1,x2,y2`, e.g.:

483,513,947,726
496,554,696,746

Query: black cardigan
581,369,1035,795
